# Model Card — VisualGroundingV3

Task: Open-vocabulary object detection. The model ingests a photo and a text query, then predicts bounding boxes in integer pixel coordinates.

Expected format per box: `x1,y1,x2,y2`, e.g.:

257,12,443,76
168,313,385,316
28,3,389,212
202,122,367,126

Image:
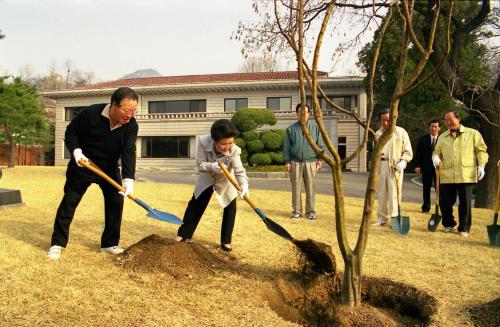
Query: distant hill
119,69,162,80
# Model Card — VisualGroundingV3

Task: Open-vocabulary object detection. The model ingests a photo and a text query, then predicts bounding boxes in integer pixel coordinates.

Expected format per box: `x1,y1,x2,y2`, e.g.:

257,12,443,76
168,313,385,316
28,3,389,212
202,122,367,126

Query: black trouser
51,162,124,248
439,183,473,232
421,169,436,212
177,186,237,244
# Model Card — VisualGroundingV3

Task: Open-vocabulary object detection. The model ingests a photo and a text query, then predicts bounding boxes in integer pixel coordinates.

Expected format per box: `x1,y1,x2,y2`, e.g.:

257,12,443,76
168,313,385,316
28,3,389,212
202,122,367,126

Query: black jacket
414,134,437,173
64,103,138,179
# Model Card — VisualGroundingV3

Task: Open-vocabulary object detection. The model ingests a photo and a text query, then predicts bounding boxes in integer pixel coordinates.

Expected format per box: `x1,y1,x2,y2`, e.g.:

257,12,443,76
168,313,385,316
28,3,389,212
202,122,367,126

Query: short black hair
428,118,440,127
295,103,311,113
444,110,460,120
111,87,139,106
378,109,390,120
210,119,239,141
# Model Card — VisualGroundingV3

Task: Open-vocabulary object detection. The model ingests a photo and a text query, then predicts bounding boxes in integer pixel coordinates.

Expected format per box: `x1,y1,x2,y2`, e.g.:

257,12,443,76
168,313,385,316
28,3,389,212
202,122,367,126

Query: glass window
306,96,352,111
224,98,248,112
64,106,86,121
63,143,71,159
148,100,206,114
141,136,190,158
266,97,291,111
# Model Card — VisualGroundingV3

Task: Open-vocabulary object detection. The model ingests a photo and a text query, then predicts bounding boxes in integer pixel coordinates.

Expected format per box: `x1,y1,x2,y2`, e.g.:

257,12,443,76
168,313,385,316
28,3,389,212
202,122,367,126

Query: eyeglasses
118,105,136,115
216,141,234,147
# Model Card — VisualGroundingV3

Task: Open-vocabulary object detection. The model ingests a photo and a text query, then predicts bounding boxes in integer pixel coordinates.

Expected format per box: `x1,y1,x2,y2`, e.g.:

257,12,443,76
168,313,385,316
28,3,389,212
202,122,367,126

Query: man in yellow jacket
372,110,413,227
432,110,488,237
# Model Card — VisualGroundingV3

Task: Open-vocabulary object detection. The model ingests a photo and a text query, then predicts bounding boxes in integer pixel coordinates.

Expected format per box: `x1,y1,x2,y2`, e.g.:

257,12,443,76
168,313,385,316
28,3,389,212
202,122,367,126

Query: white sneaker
459,231,469,237
371,221,386,227
443,227,456,233
47,245,62,260
100,246,124,254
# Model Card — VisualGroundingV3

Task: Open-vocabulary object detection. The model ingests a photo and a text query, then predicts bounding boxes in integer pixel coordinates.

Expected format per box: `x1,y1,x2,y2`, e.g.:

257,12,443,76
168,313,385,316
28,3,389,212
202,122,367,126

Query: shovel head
486,220,500,247
428,214,442,232
391,215,410,235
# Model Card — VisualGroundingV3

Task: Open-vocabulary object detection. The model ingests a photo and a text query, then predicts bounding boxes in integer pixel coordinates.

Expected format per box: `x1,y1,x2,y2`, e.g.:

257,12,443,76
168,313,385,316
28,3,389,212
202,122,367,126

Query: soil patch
293,239,336,275
265,272,438,326
117,234,235,278
469,297,500,327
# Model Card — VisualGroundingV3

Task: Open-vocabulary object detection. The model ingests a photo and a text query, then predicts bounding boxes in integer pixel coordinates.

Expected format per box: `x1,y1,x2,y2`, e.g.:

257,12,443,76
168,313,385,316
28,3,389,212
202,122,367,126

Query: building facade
42,72,367,172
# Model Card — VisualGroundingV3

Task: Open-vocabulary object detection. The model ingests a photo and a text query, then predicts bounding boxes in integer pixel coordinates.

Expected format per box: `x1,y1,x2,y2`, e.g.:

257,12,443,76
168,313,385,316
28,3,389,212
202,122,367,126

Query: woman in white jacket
175,119,249,251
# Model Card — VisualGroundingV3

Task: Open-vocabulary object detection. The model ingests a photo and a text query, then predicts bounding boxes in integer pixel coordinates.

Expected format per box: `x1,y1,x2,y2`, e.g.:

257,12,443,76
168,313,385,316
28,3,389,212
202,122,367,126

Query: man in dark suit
414,119,441,212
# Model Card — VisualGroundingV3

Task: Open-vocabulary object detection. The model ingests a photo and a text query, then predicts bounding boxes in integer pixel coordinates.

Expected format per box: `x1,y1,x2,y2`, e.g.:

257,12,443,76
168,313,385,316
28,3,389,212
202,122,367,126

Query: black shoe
220,244,233,252
422,209,430,213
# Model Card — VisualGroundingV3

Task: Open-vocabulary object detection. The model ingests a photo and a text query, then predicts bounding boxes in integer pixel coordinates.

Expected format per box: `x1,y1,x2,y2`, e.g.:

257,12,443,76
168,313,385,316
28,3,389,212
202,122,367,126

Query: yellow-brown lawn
0,166,498,326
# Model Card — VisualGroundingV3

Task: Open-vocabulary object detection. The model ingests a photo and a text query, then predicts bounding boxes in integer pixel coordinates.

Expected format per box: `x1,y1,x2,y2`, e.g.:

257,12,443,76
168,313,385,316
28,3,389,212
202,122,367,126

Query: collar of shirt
101,104,122,131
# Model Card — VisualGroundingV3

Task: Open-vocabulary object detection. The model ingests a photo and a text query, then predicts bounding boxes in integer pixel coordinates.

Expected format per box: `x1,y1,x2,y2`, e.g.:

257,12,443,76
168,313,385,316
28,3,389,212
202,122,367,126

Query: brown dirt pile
293,239,336,275
469,297,500,327
117,234,234,278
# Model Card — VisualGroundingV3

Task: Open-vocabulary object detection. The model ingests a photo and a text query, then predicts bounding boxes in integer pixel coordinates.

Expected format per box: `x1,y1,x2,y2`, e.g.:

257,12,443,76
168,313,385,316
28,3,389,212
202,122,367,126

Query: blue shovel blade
147,209,184,225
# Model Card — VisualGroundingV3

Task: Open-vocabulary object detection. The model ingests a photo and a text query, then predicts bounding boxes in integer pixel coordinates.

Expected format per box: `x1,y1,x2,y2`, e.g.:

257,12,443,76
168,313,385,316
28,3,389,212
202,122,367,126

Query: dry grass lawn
0,166,498,326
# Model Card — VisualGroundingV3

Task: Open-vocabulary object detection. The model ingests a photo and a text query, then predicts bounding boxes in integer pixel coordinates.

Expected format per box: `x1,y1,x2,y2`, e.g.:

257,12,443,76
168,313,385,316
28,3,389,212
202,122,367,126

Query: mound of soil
293,239,336,276
117,234,234,278
469,297,500,327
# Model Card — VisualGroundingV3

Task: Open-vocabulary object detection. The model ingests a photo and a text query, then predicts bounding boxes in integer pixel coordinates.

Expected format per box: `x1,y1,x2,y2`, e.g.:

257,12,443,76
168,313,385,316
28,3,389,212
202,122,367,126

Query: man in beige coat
432,110,488,237
176,119,249,251
372,110,413,227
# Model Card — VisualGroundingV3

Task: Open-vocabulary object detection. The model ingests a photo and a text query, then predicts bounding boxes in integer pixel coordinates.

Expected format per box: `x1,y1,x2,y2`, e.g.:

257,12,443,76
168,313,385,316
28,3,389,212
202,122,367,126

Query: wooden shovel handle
496,162,500,214
219,162,256,210
435,165,440,203
78,159,136,201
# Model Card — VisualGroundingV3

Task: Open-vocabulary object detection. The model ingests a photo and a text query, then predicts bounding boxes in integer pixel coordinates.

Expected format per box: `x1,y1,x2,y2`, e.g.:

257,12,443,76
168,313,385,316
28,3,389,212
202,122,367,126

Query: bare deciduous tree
237,0,452,308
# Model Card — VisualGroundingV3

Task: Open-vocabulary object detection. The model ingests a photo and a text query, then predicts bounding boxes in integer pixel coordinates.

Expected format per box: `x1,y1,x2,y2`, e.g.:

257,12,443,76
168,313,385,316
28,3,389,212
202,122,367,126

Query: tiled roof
78,71,329,90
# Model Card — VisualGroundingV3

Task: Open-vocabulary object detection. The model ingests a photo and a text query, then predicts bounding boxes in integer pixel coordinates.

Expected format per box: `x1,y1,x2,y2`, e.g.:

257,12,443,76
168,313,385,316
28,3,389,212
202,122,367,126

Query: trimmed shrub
268,152,285,164
235,137,246,149
247,139,265,153
249,153,272,166
243,131,260,142
240,149,248,164
261,131,283,150
272,129,286,140
231,108,277,133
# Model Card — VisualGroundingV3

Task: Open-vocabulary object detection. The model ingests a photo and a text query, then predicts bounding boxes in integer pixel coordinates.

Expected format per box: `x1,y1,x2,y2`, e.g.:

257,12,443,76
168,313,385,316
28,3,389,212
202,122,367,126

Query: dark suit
414,134,438,212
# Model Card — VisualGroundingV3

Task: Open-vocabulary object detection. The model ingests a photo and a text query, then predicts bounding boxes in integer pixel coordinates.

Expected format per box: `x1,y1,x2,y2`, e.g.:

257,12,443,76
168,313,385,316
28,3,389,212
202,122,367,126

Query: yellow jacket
375,126,413,167
433,125,488,184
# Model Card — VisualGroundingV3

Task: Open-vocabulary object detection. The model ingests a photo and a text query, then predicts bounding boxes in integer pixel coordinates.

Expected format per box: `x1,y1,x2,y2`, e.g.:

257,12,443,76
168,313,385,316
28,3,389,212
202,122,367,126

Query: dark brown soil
293,239,336,275
118,234,440,326
117,234,235,278
469,297,500,327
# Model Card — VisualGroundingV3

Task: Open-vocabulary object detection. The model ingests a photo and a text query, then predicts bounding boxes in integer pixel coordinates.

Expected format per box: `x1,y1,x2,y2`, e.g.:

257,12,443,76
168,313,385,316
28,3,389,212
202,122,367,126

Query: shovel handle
496,162,500,215
78,159,136,201
219,162,256,210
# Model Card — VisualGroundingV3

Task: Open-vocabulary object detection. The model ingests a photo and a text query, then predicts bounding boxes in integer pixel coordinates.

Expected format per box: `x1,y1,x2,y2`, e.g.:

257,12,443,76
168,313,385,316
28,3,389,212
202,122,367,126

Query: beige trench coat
433,125,488,184
194,134,249,208
375,126,413,166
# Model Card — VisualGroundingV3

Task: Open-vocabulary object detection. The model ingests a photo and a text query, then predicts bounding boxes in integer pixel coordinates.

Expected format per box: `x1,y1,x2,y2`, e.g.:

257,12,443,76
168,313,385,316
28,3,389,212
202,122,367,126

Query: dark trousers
439,183,473,232
421,169,436,212
51,162,124,248
177,186,237,244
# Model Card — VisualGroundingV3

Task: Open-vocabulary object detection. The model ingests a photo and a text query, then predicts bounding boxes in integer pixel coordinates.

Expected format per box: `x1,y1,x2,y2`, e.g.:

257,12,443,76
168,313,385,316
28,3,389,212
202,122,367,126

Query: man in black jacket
47,87,139,260
414,119,441,213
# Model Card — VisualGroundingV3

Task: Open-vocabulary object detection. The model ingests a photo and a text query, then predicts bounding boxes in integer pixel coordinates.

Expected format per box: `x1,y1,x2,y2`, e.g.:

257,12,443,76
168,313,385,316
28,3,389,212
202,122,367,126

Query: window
338,137,347,170
267,97,291,111
306,96,352,111
63,143,71,159
141,136,189,158
224,98,248,112
148,100,206,114
65,106,86,121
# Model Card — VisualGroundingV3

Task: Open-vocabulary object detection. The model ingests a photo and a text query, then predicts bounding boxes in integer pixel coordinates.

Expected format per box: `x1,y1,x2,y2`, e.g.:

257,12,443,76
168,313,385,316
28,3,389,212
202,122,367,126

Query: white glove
432,156,441,168
239,182,249,199
73,148,88,167
395,160,407,173
477,166,485,181
211,162,222,174
119,178,134,197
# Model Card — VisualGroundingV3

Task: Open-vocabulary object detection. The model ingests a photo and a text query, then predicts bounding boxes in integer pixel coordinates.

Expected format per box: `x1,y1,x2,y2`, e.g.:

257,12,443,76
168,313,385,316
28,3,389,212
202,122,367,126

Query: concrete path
136,170,427,204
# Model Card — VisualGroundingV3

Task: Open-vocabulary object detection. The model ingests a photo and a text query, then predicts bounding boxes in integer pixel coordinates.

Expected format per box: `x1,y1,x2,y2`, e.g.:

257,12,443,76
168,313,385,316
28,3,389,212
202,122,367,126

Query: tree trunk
473,86,500,209
342,254,362,307
6,126,15,168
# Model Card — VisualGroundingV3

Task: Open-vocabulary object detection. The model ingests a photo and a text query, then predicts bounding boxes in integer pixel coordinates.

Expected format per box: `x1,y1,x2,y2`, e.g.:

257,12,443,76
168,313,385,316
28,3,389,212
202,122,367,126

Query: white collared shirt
101,104,122,131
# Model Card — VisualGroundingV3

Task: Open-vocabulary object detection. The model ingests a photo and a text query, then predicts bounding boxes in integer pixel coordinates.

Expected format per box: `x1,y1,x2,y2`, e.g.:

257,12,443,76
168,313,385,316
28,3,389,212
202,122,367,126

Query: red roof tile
78,71,329,90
